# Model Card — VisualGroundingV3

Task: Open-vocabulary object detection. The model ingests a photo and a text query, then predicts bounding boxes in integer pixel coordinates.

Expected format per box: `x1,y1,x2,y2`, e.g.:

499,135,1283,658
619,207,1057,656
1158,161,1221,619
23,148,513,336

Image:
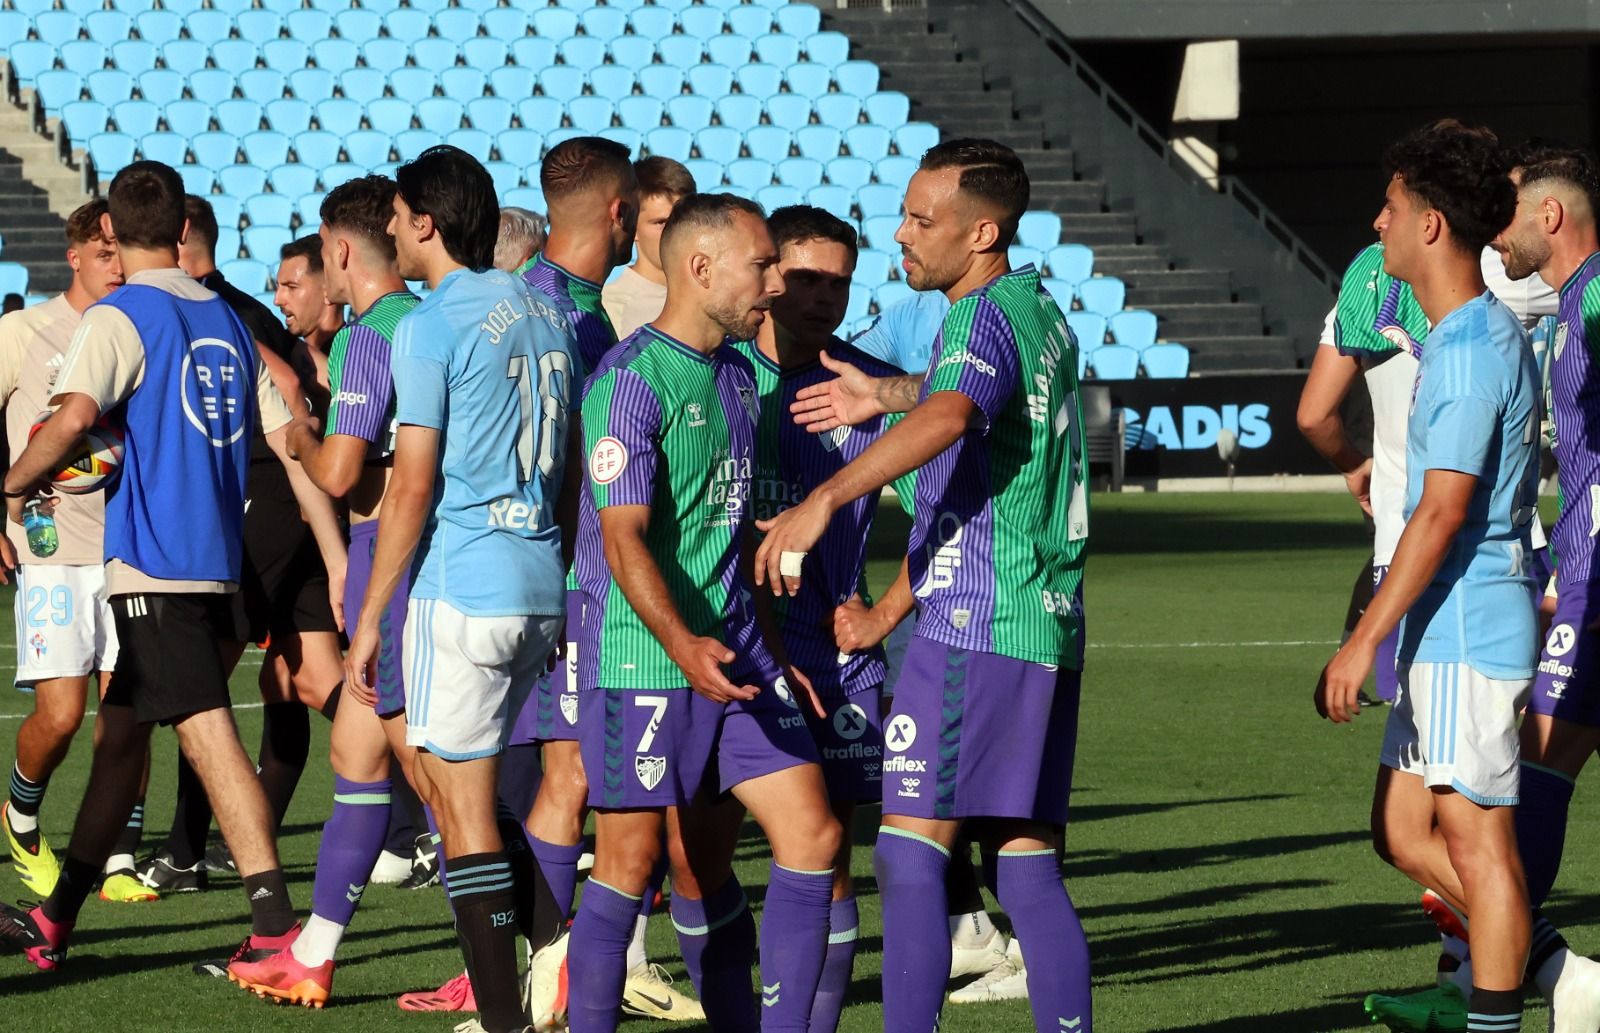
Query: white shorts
13,564,118,688
403,597,562,761
1380,660,1531,806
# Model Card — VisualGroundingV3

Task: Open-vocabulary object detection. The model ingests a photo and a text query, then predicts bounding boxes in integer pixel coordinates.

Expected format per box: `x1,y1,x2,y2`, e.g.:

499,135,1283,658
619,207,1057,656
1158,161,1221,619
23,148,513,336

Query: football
28,411,124,495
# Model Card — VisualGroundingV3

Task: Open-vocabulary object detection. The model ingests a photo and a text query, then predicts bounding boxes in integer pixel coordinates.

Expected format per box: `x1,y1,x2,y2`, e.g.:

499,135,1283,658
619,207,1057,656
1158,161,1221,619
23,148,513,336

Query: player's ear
971,215,1001,255
1543,195,1565,236
1421,208,1444,248
178,217,191,248
689,249,713,289
65,246,81,273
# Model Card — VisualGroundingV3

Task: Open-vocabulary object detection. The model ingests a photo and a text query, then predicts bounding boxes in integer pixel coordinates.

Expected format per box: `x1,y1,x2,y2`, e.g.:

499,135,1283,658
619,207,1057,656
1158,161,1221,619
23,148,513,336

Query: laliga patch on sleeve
590,436,628,484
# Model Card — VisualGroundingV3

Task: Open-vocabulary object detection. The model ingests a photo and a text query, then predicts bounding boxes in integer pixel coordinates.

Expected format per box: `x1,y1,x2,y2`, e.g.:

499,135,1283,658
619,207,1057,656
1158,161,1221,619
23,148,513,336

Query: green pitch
0,493,1593,1032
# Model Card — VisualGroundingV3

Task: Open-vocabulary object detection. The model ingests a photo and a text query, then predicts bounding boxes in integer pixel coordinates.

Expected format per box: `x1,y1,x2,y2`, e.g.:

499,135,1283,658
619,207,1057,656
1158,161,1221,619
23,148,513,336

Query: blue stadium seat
875,155,917,189
35,11,81,47
360,39,409,76
163,99,211,138
741,126,787,165
1141,343,1190,379
861,216,900,250
856,184,900,220
313,98,360,136
452,0,499,12
6,42,55,87
774,156,823,190
433,8,480,43
35,71,83,117
190,69,238,106
285,10,333,45
1016,211,1062,251
60,41,107,81
289,68,337,103
86,131,135,175
178,165,214,195
389,68,437,105
441,67,488,101
244,193,294,229
785,63,832,100
445,127,492,163
61,0,101,16
589,66,636,104
628,7,675,41
765,94,812,132
735,63,784,100
165,0,205,20
210,0,253,16
359,0,401,14
543,127,585,153
338,68,387,105
489,66,537,101
319,162,363,192
677,7,723,39
531,7,578,38
753,33,801,68
609,36,656,74
814,93,861,129
843,124,889,161
845,282,871,324
893,122,939,159
413,40,459,75
184,9,230,44
687,64,734,99
237,70,287,108
1077,277,1126,317
236,10,283,44
806,184,852,222
805,31,850,68
383,8,430,43
504,38,551,72
133,8,182,43
560,37,607,71
370,97,416,135
192,132,240,171
160,40,208,78
0,264,30,297
496,128,542,168
824,155,872,190
263,97,311,135
644,126,692,162
343,130,391,167
727,6,773,37
242,225,292,261
795,125,842,161
756,184,802,211
666,95,713,131
292,130,341,167
684,158,724,193
258,0,302,12
695,126,741,165
112,99,159,136
334,8,381,41
580,6,627,39
517,97,564,133
111,40,158,76
0,9,27,45
137,131,186,166
1009,246,1044,272
1041,278,1075,311
875,281,915,314
638,65,685,99
568,97,614,132
415,97,464,133
295,192,326,229
601,126,643,157
468,96,514,133
1090,344,1139,380
10,0,51,16
267,163,316,198
502,185,546,212
1046,244,1093,284
655,36,703,70
1064,312,1102,349
481,7,530,40
775,3,820,36
716,95,763,133
260,40,309,74
312,38,359,73
864,92,910,130
721,183,755,202
538,67,585,103
1110,309,1159,350
617,96,665,130
60,100,106,147
220,258,269,293
395,128,442,159
84,10,134,41
855,248,892,284
216,97,265,138
89,69,136,105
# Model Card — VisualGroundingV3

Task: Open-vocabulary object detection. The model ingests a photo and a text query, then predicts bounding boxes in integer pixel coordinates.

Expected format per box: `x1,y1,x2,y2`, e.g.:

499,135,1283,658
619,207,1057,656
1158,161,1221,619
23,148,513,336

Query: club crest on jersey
635,755,667,791
1555,321,1570,361
820,426,852,453
559,692,579,726
686,402,706,427
590,436,628,484
737,384,759,422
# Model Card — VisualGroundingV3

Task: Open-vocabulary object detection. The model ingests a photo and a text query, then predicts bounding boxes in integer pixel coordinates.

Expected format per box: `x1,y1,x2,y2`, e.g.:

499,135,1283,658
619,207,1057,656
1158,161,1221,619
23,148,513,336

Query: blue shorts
803,688,884,804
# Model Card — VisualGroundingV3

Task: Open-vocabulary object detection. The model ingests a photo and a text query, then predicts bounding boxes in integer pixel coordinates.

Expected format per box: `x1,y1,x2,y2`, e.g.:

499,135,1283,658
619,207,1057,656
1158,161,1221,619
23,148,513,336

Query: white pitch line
1089,639,1339,649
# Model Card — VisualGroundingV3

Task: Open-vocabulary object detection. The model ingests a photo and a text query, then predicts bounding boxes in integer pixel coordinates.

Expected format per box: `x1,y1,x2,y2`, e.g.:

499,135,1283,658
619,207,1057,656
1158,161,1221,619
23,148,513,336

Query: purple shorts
1373,565,1399,703
509,590,581,746
579,673,821,810
803,688,884,804
1529,581,1600,727
881,636,1080,826
346,520,410,717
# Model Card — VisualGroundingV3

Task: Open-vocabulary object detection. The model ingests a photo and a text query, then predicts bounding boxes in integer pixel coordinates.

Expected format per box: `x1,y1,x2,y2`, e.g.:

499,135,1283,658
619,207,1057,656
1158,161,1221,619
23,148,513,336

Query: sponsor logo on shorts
635,755,667,791
822,742,882,762
772,675,799,709
1540,657,1575,682
863,762,880,780
832,703,868,741
1547,623,1578,659
882,755,926,773
885,714,917,752
1546,679,1568,700
560,693,579,726
590,437,628,484
898,776,921,799
778,715,805,730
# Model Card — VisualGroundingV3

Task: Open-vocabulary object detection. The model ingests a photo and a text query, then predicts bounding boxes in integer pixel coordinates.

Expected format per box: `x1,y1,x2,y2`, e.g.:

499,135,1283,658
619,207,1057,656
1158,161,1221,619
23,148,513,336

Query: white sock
290,914,346,968
8,808,37,836
949,910,998,948
104,853,134,875
1535,947,1573,1000
626,914,648,973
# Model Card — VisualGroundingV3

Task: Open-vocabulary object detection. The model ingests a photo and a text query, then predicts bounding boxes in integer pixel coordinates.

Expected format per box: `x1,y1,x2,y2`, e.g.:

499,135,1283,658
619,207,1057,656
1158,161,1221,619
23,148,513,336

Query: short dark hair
183,194,219,255
1508,139,1600,208
107,161,186,250
280,234,323,274
919,138,1031,248
320,175,398,260
540,136,636,207
767,205,858,257
2,294,22,313
635,155,696,202
65,198,111,247
660,192,767,259
1382,120,1515,254
395,145,498,271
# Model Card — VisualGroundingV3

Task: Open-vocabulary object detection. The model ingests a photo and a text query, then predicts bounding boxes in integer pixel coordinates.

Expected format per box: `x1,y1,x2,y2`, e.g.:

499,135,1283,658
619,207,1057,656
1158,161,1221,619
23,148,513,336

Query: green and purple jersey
324,290,419,460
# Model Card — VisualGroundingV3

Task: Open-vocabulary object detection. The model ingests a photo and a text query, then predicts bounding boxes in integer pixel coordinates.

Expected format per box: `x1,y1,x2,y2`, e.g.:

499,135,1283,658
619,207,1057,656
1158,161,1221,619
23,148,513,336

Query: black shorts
221,460,338,645
103,593,234,726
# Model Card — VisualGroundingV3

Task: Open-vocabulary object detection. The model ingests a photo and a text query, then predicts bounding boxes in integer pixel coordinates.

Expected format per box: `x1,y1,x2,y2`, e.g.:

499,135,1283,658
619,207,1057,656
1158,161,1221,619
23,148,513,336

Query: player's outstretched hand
755,498,832,596
1317,637,1375,723
789,350,883,433
344,622,381,708
670,633,759,705
833,594,891,652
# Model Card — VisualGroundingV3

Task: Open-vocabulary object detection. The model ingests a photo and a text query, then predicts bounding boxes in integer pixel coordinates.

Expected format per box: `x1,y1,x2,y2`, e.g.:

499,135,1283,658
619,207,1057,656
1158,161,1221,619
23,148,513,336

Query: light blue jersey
849,290,951,373
1400,291,1540,679
394,268,576,617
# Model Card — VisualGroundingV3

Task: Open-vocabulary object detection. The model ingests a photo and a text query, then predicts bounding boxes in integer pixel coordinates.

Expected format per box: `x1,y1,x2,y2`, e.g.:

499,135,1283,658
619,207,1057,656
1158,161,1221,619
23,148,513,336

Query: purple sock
809,896,858,1033
568,879,639,1033
309,776,391,926
874,829,952,1033
759,863,833,1031
530,835,584,918
995,849,1092,1033
672,875,760,1032
1516,763,1575,908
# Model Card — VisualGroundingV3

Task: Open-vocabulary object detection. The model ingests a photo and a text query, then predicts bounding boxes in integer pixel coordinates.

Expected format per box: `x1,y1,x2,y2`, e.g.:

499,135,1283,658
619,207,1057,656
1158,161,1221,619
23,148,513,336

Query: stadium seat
517,97,565,133
687,64,735,100
244,193,294,230
855,248,892,284
1047,243,1094,284
645,126,692,162
727,6,773,37
814,94,862,129
236,10,282,44
481,7,529,40
678,7,724,39
312,39,359,73
163,100,212,138
417,97,465,133
60,101,107,148
503,186,545,212
160,40,209,78
666,95,714,131
1076,347,1090,381
656,36,704,70
260,40,309,74
59,41,107,82
383,8,430,43
189,69,238,107
296,192,326,229
360,39,409,76
35,10,82,47
856,183,901,220
89,70,136,106
412,39,458,75
184,9,231,45
134,10,182,43
716,95,764,134
1141,343,1190,378
893,123,940,159
481,161,519,196
243,68,291,103
796,125,843,162
242,225,292,261
876,155,917,189
209,194,244,232
560,37,608,72
217,100,266,138
765,94,813,132
489,67,537,102
497,128,543,168
210,0,252,15
568,97,615,133
441,67,488,101
163,0,205,17
747,126,792,164
35,71,84,118
293,132,343,169
468,97,515,134
334,8,381,42
825,155,872,190
774,157,823,190
262,98,312,136
864,92,911,130
538,67,586,104
775,3,821,37
543,127,586,152
694,126,742,165
875,280,914,312
756,184,803,211
112,99,159,137
1110,309,1159,350
177,165,214,195
369,98,414,136
806,184,852,222
1077,276,1127,317
396,128,442,159
1090,344,1139,380
609,36,657,74
1065,311,1108,348
285,10,333,47
862,216,901,250
84,10,134,41
1040,276,1075,310
1016,211,1063,252
338,68,387,106
344,130,392,167
192,132,240,172
589,67,636,105
111,40,159,76
446,127,492,163
137,131,187,166
725,158,773,192
845,283,871,324
628,7,675,41
320,162,363,192
218,227,249,263
617,96,665,131
684,158,724,193
531,8,578,39
88,132,137,177
805,31,850,68
220,165,268,202
638,65,686,100
580,6,628,40
5,42,55,88
754,33,801,68
844,124,890,161
0,264,30,297
1009,245,1044,272
315,99,363,136
219,257,270,294
736,63,785,100
433,8,480,43
267,163,317,199
389,69,437,106
785,63,832,100
10,0,50,16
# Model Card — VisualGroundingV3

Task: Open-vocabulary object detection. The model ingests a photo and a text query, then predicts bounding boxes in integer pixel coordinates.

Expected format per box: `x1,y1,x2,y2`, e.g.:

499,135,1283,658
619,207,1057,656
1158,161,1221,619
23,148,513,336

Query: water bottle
22,499,57,558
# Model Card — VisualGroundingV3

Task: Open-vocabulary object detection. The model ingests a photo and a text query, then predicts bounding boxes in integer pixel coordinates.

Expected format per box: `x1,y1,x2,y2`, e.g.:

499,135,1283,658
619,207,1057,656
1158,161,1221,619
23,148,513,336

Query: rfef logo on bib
590,436,628,484
181,338,252,447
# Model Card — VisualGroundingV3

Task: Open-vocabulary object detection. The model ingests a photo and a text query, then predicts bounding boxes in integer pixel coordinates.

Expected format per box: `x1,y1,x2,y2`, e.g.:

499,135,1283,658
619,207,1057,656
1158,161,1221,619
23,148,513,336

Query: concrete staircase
827,8,1299,373
0,69,93,297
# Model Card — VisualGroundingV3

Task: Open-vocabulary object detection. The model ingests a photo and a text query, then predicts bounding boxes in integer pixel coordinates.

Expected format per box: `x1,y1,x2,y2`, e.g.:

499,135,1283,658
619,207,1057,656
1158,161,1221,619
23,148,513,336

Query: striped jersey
909,266,1089,667
523,255,617,376
1333,243,1427,359
575,327,771,690
731,338,904,696
325,290,419,460
1547,252,1600,585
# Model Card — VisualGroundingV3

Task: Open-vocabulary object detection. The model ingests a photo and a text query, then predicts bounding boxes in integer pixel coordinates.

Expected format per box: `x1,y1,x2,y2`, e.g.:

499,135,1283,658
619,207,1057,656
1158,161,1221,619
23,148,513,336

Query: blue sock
995,849,1092,1033
759,862,833,1031
1468,987,1521,1031
569,879,639,1033
874,828,951,1033
530,835,584,918
309,777,391,927
809,896,858,1033
1514,763,1574,908
672,875,759,1031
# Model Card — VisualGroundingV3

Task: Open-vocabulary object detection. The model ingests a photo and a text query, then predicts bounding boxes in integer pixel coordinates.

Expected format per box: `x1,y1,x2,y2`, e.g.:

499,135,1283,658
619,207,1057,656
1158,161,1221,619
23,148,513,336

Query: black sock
1528,913,1569,978
1467,986,1521,1031
112,799,145,859
446,851,523,1033
166,750,211,869
945,837,985,915
258,702,310,831
9,762,46,818
242,868,296,938
497,808,563,951
42,857,100,925
318,682,343,721
385,756,420,855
